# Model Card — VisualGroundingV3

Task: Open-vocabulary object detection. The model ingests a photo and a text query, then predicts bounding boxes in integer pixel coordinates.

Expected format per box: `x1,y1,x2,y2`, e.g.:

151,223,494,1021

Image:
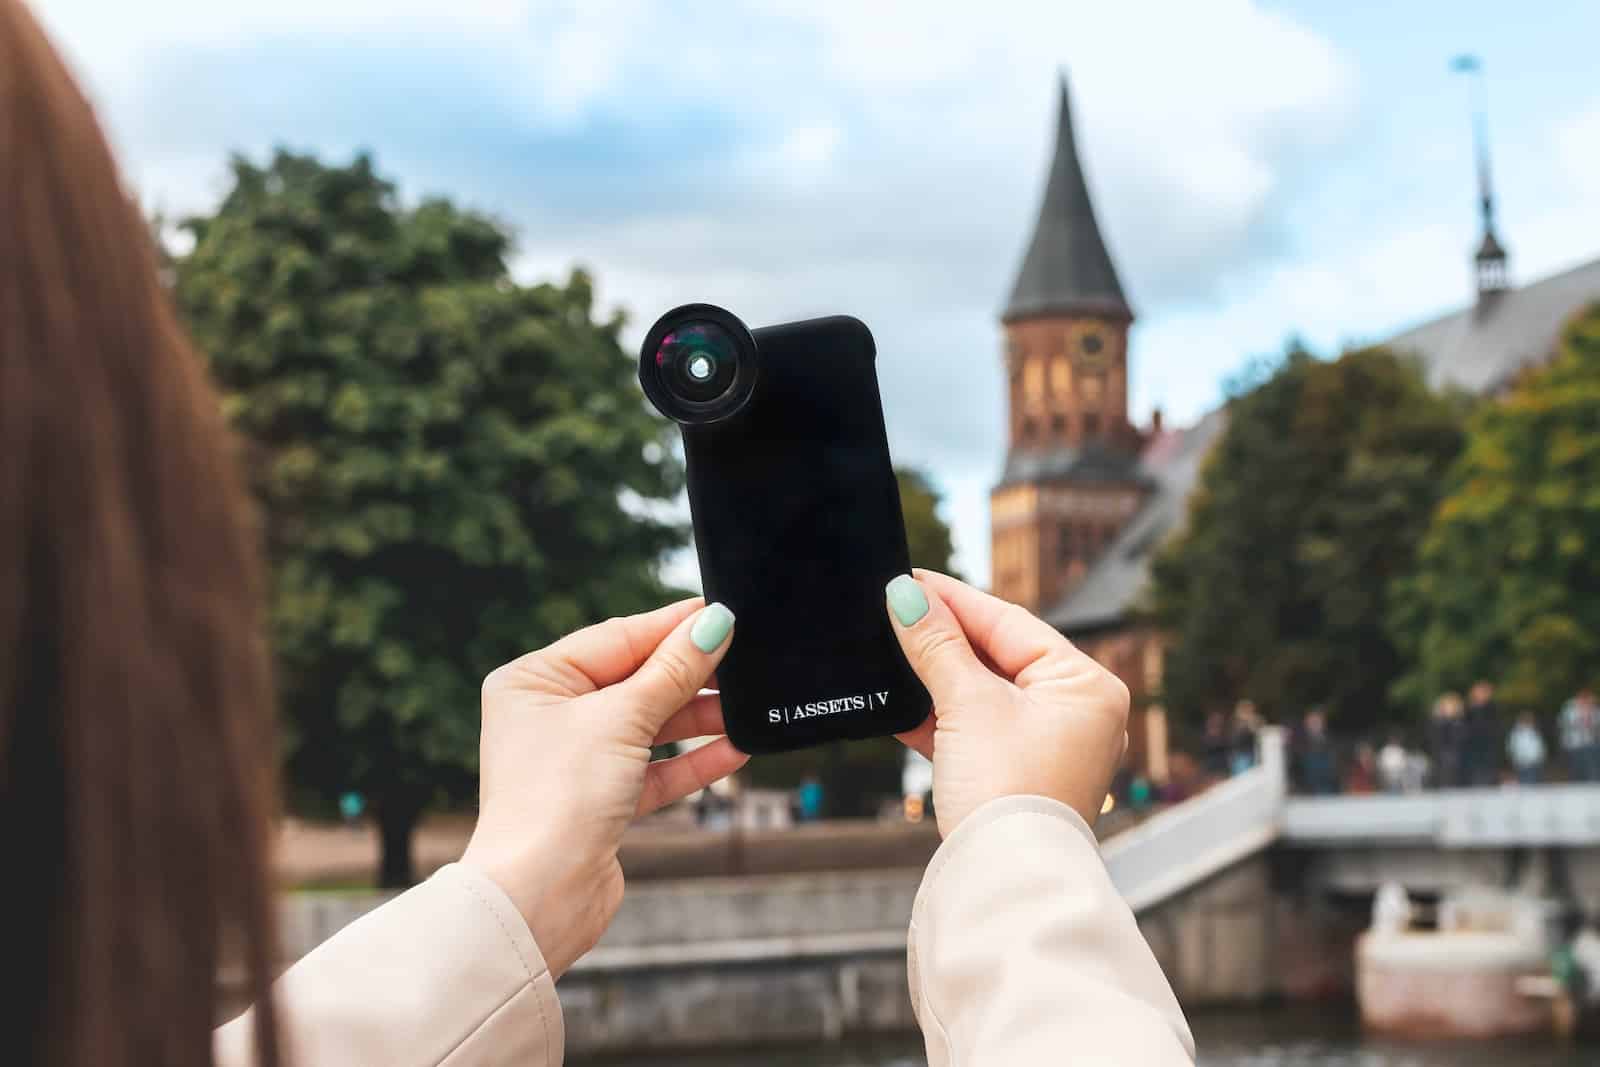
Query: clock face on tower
1078,330,1107,370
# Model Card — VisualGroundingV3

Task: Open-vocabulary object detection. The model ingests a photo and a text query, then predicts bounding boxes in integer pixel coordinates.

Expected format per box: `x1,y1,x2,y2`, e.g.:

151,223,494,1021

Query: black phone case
680,315,931,754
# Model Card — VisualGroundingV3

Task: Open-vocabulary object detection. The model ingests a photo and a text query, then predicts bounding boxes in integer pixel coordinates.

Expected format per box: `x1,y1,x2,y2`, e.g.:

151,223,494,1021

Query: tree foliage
1150,345,1466,734
896,467,960,579
1392,303,1600,712
173,151,684,883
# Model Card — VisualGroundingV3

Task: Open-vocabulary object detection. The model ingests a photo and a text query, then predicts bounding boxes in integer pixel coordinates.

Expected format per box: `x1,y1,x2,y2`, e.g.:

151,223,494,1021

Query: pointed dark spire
1004,74,1132,324
1452,55,1509,301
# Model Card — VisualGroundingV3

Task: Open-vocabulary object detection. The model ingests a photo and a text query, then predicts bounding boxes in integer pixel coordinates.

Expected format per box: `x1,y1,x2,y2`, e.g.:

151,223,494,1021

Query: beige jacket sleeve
215,863,563,1067
908,796,1194,1066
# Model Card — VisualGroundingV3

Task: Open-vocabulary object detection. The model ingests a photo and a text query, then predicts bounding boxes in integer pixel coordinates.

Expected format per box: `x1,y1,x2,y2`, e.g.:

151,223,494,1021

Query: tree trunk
375,796,422,889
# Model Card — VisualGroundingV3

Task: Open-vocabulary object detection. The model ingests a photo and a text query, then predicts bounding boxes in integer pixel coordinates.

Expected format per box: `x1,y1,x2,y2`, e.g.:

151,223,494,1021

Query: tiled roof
1385,255,1600,394
1045,410,1226,634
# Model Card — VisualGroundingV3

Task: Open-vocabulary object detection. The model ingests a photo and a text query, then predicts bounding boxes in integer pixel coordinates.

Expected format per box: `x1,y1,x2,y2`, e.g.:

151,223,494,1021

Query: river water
572,1008,1594,1065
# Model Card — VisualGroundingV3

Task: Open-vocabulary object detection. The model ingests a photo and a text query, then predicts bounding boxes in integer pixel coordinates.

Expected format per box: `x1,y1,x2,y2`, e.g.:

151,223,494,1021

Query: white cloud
1511,99,1600,282
764,122,842,174
1553,102,1600,181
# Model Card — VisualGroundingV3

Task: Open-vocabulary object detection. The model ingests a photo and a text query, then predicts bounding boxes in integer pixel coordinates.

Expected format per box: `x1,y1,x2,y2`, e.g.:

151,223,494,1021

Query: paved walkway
277,813,944,888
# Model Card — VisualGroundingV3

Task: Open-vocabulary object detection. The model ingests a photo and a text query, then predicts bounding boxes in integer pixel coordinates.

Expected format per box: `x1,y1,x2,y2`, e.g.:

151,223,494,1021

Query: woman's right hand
884,570,1129,837
461,598,746,979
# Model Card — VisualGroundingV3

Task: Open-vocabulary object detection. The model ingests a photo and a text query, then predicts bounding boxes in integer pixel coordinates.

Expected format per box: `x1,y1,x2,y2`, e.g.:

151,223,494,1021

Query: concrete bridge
1112,728,1600,1005
266,733,1600,1053
550,757,1600,1046
1107,728,1600,909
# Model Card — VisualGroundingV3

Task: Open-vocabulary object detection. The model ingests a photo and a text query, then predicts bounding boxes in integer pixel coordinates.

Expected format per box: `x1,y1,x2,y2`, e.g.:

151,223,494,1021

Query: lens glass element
654,322,740,404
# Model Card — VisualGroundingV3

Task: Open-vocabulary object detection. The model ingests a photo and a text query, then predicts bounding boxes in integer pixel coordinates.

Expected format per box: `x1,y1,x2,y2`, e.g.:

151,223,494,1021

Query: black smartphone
639,303,931,754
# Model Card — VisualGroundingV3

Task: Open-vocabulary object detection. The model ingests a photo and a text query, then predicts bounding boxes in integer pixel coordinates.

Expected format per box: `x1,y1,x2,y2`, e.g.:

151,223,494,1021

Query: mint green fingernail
886,575,929,627
691,603,735,653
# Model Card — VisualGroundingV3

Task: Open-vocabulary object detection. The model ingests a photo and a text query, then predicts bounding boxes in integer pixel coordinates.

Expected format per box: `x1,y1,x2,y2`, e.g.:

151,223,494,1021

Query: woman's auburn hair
0,2,282,1065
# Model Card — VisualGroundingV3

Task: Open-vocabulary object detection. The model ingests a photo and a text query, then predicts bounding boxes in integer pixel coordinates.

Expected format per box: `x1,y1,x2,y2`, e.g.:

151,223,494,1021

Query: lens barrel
639,304,759,424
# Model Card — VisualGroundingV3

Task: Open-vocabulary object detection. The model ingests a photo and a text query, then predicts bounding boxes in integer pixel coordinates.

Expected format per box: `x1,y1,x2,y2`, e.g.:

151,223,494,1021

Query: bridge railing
1103,727,1288,912
1284,783,1600,847
1100,730,1600,911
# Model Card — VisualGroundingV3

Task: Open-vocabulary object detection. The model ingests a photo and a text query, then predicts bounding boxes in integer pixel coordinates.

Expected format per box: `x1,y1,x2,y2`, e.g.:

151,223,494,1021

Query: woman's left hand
460,598,746,978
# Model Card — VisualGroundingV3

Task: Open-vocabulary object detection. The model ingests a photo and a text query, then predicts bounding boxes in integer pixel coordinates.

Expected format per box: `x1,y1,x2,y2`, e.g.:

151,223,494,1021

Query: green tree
1150,345,1466,734
897,467,960,578
173,151,684,885
742,466,959,814
1392,303,1600,712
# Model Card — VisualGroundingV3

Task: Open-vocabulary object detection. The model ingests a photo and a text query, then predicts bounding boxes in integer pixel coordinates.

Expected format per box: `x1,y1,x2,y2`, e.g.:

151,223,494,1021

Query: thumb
885,574,986,702
622,602,735,732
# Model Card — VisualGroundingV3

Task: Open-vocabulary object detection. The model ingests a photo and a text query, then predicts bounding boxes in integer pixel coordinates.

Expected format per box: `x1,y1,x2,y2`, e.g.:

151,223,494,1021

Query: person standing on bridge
1560,688,1600,783
1345,742,1379,794
1428,692,1465,788
1462,681,1503,787
1506,712,1547,785
1295,708,1340,795
1201,710,1232,780
1228,699,1262,775
1378,734,1410,794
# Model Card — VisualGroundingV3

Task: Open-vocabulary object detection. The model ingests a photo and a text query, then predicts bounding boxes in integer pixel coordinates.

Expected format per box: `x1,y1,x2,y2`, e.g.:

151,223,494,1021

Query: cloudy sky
33,0,1600,585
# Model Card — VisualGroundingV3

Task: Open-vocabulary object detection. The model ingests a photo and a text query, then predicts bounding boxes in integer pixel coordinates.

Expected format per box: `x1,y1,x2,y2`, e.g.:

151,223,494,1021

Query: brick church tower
991,75,1150,614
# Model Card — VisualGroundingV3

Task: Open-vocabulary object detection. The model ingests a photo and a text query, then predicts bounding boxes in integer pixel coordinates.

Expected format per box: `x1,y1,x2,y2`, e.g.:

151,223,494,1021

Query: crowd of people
1256,682,1600,795
1098,683,1599,815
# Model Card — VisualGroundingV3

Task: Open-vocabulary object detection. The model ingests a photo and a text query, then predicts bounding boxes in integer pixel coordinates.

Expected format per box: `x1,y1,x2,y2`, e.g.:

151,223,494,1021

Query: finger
621,602,736,732
495,598,703,697
651,692,726,746
914,569,1097,686
884,574,988,703
896,712,936,760
637,737,749,816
